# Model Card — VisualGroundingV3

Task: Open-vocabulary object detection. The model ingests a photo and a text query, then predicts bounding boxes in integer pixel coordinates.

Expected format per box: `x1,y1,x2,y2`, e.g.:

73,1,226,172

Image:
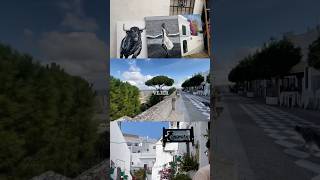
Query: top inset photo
110,0,211,59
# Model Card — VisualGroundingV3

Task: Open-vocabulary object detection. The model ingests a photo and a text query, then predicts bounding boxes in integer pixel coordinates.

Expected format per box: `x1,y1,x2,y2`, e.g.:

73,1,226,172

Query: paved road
177,91,210,122
214,92,320,180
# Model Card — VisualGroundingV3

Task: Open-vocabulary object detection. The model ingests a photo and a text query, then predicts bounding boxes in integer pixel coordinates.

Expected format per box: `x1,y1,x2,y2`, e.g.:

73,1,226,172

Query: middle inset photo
110,58,210,122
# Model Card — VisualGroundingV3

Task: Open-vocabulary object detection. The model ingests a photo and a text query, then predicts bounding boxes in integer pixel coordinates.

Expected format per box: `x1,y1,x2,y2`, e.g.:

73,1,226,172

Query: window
147,149,149,152
170,0,195,15
182,25,187,35
153,146,156,149
183,40,188,53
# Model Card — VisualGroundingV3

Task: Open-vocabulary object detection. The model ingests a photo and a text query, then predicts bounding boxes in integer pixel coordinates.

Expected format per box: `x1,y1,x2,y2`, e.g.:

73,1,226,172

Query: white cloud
121,62,153,90
38,31,106,82
61,12,98,32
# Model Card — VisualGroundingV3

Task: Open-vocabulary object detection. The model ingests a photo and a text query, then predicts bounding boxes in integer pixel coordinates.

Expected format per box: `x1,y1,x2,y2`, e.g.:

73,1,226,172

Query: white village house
124,134,157,179
151,121,209,180
242,26,320,110
178,15,205,56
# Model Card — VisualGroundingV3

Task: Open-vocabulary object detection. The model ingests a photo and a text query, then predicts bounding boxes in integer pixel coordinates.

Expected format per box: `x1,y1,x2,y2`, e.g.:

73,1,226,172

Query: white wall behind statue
117,21,148,58
110,0,170,58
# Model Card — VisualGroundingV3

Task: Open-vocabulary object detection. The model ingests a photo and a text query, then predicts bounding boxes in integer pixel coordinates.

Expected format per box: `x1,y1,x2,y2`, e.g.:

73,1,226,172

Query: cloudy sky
213,0,320,85
110,59,210,90
0,0,107,90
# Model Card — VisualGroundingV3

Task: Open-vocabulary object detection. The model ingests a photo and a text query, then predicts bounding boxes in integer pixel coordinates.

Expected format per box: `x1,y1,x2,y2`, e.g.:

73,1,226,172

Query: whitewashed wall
193,0,204,14
110,121,132,180
152,140,179,180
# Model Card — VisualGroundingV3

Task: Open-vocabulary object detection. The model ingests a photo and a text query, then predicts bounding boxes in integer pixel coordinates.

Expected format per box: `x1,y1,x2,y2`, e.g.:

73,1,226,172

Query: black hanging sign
162,127,194,147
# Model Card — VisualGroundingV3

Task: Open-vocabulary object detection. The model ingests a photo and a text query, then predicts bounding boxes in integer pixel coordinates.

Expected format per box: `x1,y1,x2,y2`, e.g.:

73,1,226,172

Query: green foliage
145,76,174,91
173,173,192,180
140,103,149,112
0,44,101,179
147,94,164,107
110,76,141,120
168,87,176,95
228,38,302,82
177,154,199,172
308,36,320,69
182,74,204,89
94,131,109,160
206,73,210,83
133,168,147,180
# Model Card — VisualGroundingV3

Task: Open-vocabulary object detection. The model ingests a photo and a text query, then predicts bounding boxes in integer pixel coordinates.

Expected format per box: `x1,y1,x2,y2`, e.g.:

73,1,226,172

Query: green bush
173,173,192,180
178,154,199,172
147,94,164,107
133,168,147,180
168,87,176,95
140,103,149,112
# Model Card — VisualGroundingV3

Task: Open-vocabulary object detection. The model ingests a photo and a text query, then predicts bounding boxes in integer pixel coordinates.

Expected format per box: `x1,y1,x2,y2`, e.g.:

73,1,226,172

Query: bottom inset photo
110,120,210,180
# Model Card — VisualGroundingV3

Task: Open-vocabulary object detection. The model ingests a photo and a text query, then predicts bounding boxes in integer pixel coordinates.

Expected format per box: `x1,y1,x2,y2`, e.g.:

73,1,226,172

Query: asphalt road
178,91,210,122
214,92,320,180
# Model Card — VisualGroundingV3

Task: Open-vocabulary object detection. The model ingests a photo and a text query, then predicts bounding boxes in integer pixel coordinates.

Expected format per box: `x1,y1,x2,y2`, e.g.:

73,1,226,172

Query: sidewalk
212,101,256,180
239,93,320,125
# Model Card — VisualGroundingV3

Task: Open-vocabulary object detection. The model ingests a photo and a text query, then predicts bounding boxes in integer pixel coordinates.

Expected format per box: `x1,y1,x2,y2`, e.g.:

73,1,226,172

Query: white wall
110,0,170,58
193,0,204,14
131,152,156,170
180,121,209,168
177,15,205,57
110,121,132,180
152,140,178,180
178,15,191,56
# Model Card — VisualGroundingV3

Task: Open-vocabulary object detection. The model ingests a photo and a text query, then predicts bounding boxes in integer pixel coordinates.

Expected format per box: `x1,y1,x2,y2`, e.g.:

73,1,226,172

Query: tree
110,76,141,120
308,36,320,69
206,73,210,83
228,38,301,82
145,75,174,91
190,74,204,87
0,43,102,179
168,87,177,95
181,74,204,91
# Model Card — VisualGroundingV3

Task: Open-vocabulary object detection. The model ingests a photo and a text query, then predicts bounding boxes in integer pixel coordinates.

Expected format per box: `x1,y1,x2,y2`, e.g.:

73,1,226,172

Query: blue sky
0,0,107,90
120,121,169,139
213,0,320,85
110,59,210,90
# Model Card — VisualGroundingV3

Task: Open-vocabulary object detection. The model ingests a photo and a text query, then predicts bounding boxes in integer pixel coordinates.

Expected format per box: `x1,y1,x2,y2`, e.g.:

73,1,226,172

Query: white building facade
178,15,205,57
110,121,132,180
124,134,157,179
280,26,320,110
151,121,209,180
